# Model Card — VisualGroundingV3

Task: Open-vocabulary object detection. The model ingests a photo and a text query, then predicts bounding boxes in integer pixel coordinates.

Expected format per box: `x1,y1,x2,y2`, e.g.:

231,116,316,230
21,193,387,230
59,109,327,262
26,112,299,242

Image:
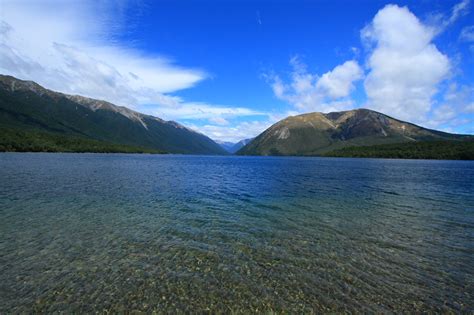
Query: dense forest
0,127,164,154
323,140,474,160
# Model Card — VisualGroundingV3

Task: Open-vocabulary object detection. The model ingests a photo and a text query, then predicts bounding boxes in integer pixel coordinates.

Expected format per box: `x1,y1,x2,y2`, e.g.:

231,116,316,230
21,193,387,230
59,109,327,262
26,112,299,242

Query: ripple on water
0,153,473,312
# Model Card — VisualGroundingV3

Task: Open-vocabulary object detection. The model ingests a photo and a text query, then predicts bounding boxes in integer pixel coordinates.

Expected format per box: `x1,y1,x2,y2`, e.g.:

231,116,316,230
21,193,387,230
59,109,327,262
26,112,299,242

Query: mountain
216,138,254,154
0,75,227,154
230,138,254,153
215,140,236,153
237,109,471,156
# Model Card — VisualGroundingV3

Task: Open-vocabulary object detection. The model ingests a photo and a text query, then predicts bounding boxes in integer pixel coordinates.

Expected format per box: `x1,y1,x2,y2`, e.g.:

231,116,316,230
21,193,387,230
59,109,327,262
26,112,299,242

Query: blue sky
1,0,473,141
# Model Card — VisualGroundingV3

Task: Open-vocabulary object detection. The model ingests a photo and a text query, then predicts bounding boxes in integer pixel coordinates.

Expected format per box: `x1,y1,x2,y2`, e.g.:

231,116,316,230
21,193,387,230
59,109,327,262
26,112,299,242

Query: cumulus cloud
362,4,451,122
2,0,472,141
264,1,472,134
267,56,363,113
316,61,363,99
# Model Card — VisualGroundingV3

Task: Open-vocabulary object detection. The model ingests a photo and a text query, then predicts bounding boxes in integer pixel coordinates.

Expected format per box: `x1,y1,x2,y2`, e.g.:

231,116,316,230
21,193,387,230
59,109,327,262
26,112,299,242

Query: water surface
0,153,473,312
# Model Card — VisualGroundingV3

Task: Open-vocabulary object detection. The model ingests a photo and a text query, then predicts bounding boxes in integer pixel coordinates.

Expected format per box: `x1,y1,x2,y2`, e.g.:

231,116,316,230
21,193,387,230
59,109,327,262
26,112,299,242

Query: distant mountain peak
216,138,255,154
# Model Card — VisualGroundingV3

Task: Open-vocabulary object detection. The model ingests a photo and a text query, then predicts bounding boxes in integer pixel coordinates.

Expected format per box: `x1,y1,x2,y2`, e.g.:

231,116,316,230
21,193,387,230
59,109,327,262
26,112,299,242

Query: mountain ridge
237,108,471,156
0,75,227,154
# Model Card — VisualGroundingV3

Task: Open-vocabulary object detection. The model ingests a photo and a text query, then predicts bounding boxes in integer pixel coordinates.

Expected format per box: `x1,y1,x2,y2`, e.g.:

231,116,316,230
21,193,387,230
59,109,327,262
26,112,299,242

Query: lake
0,153,473,312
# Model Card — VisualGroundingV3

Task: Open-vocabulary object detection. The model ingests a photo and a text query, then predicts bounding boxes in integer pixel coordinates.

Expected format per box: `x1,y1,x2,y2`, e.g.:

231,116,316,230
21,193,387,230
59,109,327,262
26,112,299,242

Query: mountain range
0,75,226,154
1,75,472,158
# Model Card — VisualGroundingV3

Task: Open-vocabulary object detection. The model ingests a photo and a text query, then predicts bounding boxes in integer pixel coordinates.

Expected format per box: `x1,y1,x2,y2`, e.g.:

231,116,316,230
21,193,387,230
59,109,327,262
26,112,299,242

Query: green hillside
238,109,471,157
322,140,474,160
0,127,163,153
0,75,226,154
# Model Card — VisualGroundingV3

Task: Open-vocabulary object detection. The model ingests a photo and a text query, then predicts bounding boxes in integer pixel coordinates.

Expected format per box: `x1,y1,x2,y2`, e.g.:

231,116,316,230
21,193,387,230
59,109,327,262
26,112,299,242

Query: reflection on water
0,153,473,312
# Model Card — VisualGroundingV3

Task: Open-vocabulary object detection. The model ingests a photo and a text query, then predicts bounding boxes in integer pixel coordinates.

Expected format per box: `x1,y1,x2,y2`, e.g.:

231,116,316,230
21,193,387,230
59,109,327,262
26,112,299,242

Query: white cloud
428,0,470,33
267,57,362,113
316,61,363,99
0,0,269,140
423,83,474,131
445,0,470,28
141,103,266,121
182,110,297,142
362,4,451,122
264,1,472,133
466,103,474,113
208,116,230,126
2,0,471,142
186,120,275,143
0,1,206,108
460,25,474,41
134,101,270,141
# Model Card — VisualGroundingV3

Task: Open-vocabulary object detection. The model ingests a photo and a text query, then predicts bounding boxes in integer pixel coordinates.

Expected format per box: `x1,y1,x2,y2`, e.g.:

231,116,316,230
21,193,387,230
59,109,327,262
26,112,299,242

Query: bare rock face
238,108,468,156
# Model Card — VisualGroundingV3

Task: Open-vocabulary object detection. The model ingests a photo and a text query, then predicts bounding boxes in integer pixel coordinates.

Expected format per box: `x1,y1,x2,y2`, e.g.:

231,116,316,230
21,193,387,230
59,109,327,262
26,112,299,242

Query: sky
1,0,473,142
